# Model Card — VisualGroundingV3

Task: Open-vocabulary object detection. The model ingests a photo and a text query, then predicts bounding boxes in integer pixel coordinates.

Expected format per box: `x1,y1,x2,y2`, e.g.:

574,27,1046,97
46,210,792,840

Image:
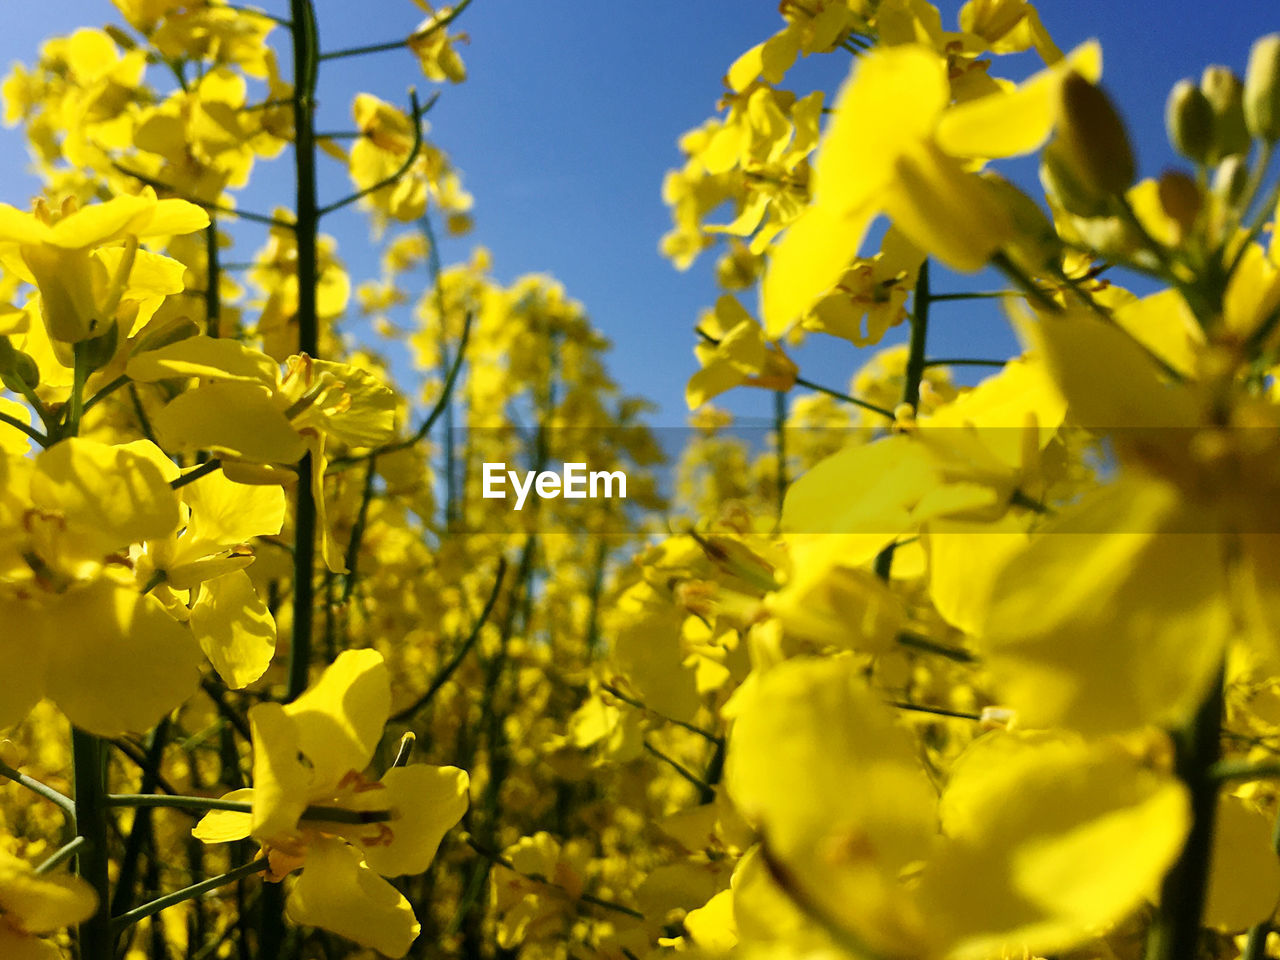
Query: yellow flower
193,650,470,958
0,189,208,350
407,3,467,83
0,438,202,737
726,657,1190,960
126,336,398,572
763,40,1101,336
687,295,797,409
0,846,98,960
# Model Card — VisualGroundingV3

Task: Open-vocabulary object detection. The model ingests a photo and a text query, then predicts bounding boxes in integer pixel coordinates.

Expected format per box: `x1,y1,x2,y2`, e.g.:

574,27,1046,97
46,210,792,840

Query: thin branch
171,459,223,490
889,700,983,721
105,794,392,824
0,761,75,818
34,836,86,874
82,375,130,412
318,90,433,217
317,0,473,61
463,835,644,920
643,740,712,794
109,737,180,796
921,358,1006,368
599,682,722,745
793,376,895,419
896,631,977,663
329,309,472,471
113,163,295,230
390,558,507,724
111,857,270,934
215,2,292,27
1209,759,1280,784
0,410,48,446
929,291,1014,302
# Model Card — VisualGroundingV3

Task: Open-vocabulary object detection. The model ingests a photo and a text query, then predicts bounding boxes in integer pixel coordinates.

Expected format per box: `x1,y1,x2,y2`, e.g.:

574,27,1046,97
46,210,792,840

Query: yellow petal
936,40,1102,159
1029,309,1200,431
42,580,203,736
191,569,276,689
153,381,306,462
357,765,469,877
284,649,390,789
0,852,97,934
0,597,49,728
920,731,1189,960
126,335,280,386
726,657,935,955
815,44,948,213
884,140,1014,272
285,837,420,958
192,788,255,843
761,187,877,339
248,702,312,842
32,438,181,552
181,468,287,545
1204,794,1280,931
981,481,1230,734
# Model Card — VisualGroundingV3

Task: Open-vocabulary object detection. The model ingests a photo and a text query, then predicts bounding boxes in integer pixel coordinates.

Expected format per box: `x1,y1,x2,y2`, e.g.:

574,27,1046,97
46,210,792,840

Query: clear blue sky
1,2,1277,425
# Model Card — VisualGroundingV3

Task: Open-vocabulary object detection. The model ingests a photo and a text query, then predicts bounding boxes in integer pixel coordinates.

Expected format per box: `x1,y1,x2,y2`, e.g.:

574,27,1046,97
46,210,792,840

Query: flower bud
1200,66,1249,160
1212,153,1249,206
981,172,1064,272
1040,138,1112,217
1244,33,1280,142
1057,73,1135,198
1157,170,1201,235
0,338,39,392
1167,79,1214,163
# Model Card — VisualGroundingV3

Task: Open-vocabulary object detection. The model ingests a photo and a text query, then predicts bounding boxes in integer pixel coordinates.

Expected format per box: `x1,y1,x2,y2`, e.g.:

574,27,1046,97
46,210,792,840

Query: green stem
317,91,430,217
171,459,222,490
922,358,1005,368
792,376,894,419
773,389,787,524
35,836,85,874
64,341,91,440
875,259,930,581
0,410,48,446
111,857,270,934
1208,759,1280,783
598,683,722,745
317,0,472,61
72,728,112,960
896,631,977,663
205,218,222,337
0,761,76,818
81,375,129,413
106,793,392,824
287,0,320,710
643,740,713,795
890,700,983,721
389,558,507,724
1146,664,1224,960
461,836,643,920
929,290,1013,302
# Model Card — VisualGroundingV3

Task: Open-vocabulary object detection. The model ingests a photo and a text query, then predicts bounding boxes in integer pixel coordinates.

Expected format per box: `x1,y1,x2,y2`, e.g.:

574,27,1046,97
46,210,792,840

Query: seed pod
1167,79,1214,162
1200,66,1250,160
1244,33,1280,142
1057,72,1136,198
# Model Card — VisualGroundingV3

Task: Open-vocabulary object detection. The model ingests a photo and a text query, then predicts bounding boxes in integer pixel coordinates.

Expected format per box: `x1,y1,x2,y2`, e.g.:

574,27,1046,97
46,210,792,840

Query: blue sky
2,2,1278,426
